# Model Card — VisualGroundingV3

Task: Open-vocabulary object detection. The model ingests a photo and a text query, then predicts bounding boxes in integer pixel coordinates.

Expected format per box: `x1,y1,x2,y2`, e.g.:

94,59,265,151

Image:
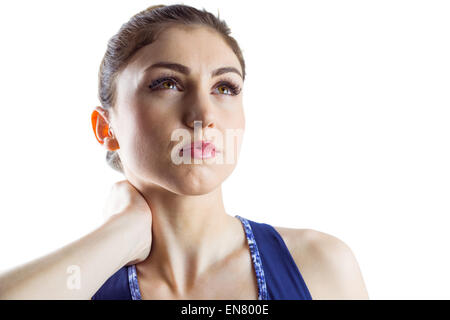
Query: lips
180,140,217,159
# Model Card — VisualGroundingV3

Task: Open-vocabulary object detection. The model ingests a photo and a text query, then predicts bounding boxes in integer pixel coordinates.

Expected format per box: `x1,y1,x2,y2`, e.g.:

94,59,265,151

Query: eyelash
148,74,242,96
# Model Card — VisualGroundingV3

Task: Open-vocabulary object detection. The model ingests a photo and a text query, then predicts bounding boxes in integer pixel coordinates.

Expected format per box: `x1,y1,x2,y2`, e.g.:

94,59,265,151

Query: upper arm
282,228,369,300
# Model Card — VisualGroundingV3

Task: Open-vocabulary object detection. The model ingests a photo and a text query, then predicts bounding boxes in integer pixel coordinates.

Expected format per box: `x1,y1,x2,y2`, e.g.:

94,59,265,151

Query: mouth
179,140,218,159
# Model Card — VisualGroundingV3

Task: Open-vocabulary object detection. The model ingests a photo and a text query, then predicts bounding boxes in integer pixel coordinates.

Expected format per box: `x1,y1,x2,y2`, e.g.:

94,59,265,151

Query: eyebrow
143,61,243,79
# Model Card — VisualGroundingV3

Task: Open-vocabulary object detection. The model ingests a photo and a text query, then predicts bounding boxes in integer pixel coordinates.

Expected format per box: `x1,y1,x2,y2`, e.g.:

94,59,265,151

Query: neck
129,178,242,294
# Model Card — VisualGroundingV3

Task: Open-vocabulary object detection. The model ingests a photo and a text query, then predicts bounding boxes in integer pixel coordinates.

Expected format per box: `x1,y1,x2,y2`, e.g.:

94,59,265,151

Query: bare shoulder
273,226,369,300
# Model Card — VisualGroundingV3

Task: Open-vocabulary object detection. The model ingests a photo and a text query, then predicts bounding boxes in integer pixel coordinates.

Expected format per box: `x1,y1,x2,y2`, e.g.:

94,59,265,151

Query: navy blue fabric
91,265,131,300
91,216,312,300
246,219,312,300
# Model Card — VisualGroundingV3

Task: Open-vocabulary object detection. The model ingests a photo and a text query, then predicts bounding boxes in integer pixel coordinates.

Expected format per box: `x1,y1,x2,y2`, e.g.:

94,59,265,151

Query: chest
136,248,259,300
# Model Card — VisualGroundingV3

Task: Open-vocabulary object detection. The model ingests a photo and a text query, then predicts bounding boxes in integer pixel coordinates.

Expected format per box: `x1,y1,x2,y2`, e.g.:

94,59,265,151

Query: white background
0,0,449,299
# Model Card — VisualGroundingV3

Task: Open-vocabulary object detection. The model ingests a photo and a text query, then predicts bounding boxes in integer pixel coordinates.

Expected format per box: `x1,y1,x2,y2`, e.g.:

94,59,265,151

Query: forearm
0,214,138,300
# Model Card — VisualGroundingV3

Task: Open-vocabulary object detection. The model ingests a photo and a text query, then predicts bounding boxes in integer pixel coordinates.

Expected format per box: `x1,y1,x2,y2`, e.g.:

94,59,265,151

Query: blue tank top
91,215,312,300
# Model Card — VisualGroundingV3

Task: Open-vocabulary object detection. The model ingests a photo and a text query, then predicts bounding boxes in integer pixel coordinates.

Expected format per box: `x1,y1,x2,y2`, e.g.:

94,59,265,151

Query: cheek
231,100,245,125
238,111,246,130
133,121,168,154
224,106,245,130
117,114,161,162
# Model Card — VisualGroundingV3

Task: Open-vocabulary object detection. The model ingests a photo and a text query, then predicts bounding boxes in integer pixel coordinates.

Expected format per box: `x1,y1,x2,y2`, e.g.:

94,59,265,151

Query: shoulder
273,226,369,300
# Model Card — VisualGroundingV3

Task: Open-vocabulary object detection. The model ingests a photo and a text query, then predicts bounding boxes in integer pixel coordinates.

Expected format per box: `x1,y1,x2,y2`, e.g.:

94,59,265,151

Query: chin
165,167,234,196
174,174,223,195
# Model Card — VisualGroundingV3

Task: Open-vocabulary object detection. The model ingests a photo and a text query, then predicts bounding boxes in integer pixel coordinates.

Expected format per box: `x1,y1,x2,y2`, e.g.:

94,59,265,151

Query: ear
91,106,119,151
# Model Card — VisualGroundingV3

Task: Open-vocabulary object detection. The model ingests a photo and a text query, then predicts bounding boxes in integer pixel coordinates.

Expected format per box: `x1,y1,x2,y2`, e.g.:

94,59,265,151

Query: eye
214,81,242,96
160,80,177,90
149,76,181,91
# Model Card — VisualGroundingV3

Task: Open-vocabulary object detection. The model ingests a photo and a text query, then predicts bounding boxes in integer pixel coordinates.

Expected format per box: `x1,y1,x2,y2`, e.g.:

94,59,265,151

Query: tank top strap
128,264,142,300
236,215,313,300
235,215,269,300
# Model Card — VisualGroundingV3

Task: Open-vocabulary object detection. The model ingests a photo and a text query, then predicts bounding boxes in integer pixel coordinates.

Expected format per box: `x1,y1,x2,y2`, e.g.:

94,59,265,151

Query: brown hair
98,4,246,173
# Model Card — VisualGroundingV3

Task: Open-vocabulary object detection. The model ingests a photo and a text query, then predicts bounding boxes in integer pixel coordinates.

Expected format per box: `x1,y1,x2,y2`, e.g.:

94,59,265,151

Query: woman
0,4,368,300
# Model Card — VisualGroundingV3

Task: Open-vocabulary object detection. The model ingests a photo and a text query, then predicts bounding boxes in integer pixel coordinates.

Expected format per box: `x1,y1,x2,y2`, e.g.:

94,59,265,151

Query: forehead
122,25,242,77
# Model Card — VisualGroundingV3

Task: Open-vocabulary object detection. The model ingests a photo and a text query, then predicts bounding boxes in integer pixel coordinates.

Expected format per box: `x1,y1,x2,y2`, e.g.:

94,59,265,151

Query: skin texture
274,227,369,299
92,25,369,299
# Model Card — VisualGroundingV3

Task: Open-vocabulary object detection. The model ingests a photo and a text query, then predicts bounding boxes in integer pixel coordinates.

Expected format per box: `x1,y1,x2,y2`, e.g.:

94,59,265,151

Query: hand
102,180,152,266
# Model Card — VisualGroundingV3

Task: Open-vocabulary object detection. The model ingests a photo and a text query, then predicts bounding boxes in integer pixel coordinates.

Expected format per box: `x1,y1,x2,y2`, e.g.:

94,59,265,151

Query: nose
183,91,216,131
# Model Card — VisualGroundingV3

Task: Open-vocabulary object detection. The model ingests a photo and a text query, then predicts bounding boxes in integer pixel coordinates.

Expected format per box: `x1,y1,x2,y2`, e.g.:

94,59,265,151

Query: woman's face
111,25,245,195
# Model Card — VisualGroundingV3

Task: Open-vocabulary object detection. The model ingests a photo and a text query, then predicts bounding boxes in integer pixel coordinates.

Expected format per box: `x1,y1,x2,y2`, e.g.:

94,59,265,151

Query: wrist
104,211,151,265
